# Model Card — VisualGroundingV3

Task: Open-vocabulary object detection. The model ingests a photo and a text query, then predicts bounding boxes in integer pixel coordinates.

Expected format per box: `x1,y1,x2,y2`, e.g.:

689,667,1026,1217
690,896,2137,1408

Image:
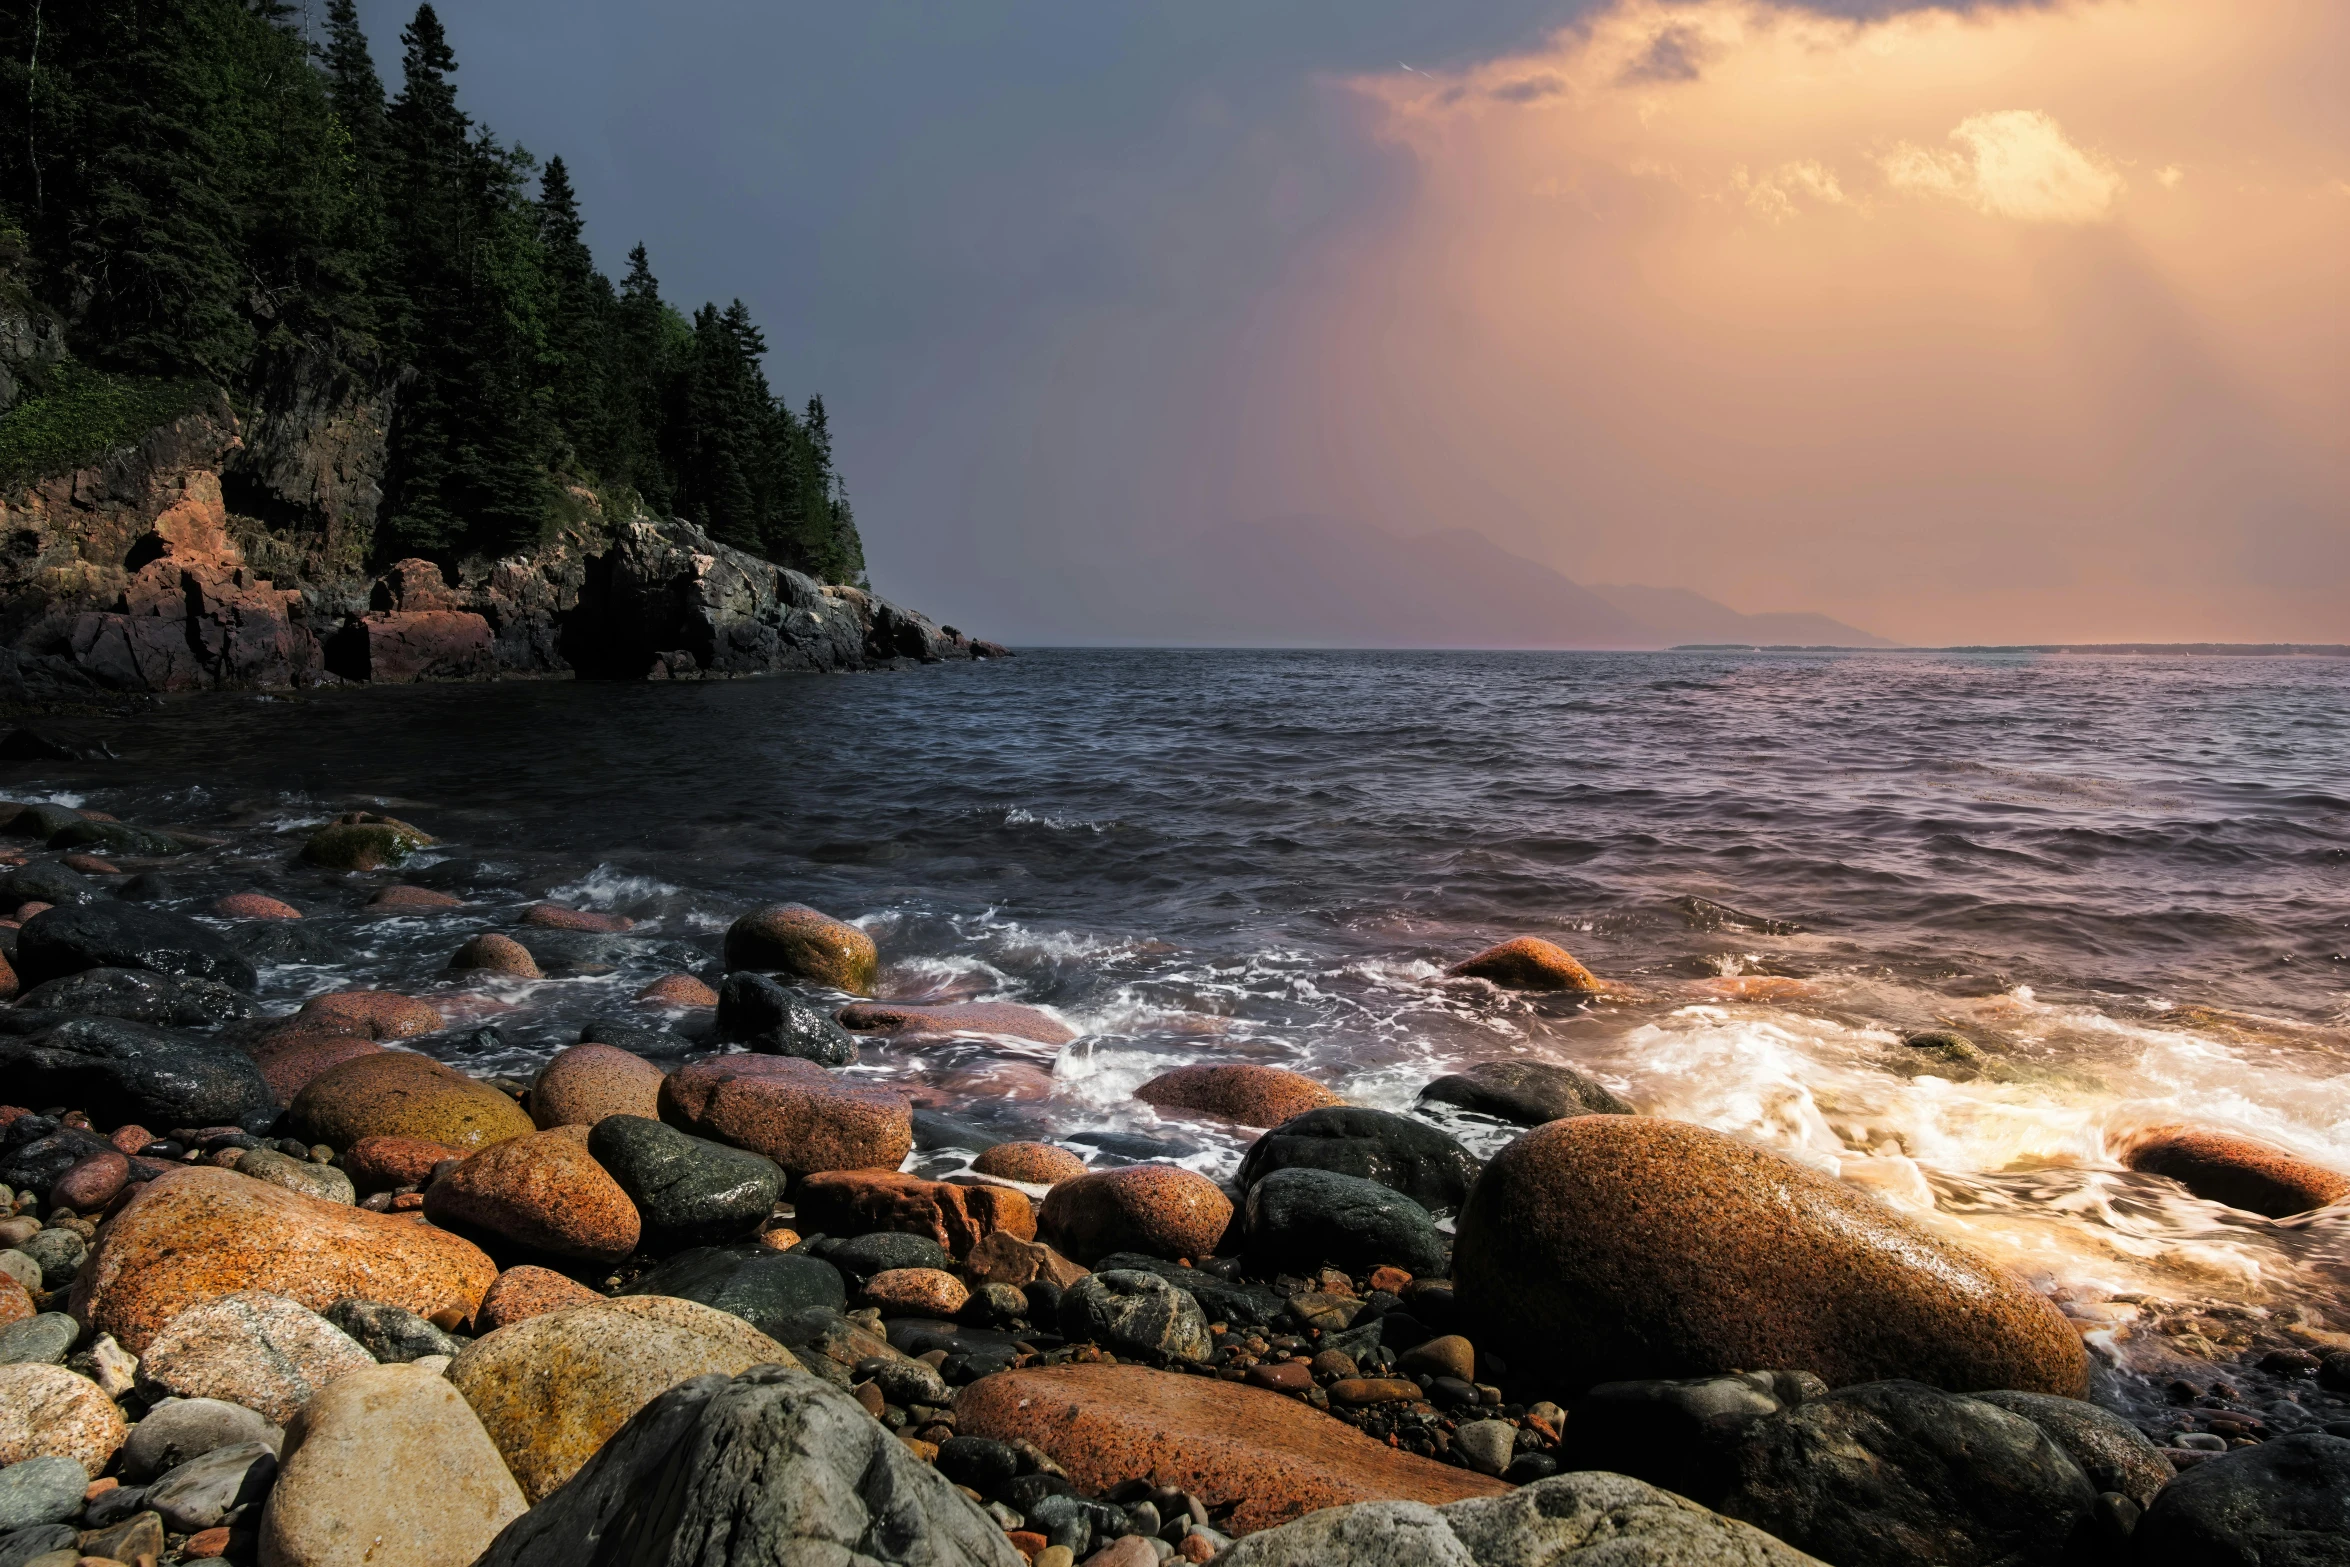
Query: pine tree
537,157,614,475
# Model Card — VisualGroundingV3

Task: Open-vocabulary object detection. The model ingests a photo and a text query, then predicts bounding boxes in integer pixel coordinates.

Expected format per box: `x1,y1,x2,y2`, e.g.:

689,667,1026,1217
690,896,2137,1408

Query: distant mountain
1129,516,1895,649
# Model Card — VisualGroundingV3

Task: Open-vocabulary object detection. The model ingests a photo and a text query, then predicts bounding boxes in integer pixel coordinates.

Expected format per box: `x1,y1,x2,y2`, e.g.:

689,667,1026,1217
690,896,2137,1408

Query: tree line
0,0,864,582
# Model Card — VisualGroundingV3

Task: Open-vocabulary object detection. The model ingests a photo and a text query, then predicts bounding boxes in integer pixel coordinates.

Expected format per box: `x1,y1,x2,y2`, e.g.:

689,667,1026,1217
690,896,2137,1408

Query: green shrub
0,364,216,489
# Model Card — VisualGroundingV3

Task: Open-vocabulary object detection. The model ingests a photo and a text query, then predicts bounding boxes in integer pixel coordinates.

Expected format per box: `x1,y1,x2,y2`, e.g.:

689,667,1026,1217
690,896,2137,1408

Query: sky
351,0,2348,645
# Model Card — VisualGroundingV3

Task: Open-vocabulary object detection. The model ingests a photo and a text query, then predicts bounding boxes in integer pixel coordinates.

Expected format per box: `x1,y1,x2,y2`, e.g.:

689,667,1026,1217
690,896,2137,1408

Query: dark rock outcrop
0,1017,277,1133
2130,1432,2350,1567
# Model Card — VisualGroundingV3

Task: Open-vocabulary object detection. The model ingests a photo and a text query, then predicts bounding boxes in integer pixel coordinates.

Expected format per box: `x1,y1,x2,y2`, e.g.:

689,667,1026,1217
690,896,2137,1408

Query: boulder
291,1051,535,1153
957,1364,1506,1534
1235,1108,1482,1213
864,1268,970,1316
134,1290,374,1424
1554,1372,1819,1505
714,972,859,1065
0,860,98,907
1058,1271,1212,1362
837,1000,1077,1047
972,1142,1089,1185
1090,1253,1281,1329
0,1454,83,1531
635,972,718,1006
793,1169,1035,1258
1038,1166,1233,1264
122,1397,284,1481
1244,1168,1447,1276
617,1244,847,1339
369,885,463,911
803,1231,953,1281
585,1115,782,1249
1136,1064,1341,1129
292,991,445,1040
1718,1381,2097,1567
258,1362,526,1567
475,1266,600,1331
235,1146,357,1205
299,815,431,872
342,1134,460,1194
527,1044,664,1129
16,967,256,1026
0,1313,78,1367
722,905,878,993
51,1148,131,1211
1415,1059,1633,1124
214,892,303,920
1971,1390,2173,1511
146,1438,278,1532
252,1034,385,1107
1452,1117,2089,1396
1213,1472,1821,1565
322,1299,463,1364
0,1362,128,1473
49,819,189,857
471,1365,1021,1567
523,903,632,933
72,1167,496,1353
448,933,541,978
1446,937,1605,992
659,1054,911,1176
14,903,258,990
422,1126,642,1263
2130,1432,2350,1567
2120,1126,2350,1218
448,1294,795,1503
0,1018,276,1134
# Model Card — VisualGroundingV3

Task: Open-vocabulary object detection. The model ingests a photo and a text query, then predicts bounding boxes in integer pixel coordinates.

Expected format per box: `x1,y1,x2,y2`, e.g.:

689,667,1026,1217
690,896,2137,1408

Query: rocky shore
0,802,2346,1567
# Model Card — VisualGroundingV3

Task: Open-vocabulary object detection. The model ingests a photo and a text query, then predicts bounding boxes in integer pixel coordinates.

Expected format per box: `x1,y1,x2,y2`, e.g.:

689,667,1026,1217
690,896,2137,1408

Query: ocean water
18,647,2350,1427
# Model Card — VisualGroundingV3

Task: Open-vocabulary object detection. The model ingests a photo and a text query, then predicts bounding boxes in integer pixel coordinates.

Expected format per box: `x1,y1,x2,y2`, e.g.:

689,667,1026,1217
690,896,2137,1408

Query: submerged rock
1446,937,1606,992
1452,1116,2089,1397
2120,1125,2350,1218
1415,1059,1633,1124
837,999,1077,1046
1235,1107,1482,1212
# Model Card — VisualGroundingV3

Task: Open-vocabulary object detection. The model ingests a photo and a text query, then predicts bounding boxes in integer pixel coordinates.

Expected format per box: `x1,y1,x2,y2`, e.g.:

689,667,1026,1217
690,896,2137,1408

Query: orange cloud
1230,0,2350,643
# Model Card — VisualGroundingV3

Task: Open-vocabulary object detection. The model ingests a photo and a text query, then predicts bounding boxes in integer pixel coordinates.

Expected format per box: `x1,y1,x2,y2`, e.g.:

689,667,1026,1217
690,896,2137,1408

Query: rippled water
17,648,2350,1430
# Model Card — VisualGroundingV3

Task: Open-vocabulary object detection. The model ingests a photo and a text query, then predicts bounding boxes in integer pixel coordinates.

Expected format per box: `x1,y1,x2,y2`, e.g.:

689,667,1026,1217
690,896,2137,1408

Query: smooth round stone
1446,937,1605,992
523,903,632,932
1242,1168,1447,1277
2121,1126,2350,1218
135,1290,373,1425
294,990,446,1040
721,905,878,993
476,1266,600,1331
1453,1116,2089,1396
290,1051,535,1154
50,1150,131,1213
529,1044,664,1130
0,1361,129,1473
972,1142,1089,1186
1234,1107,1483,1213
1135,1065,1341,1130
584,1116,783,1249
0,1454,85,1530
1415,1059,1634,1124
1038,1166,1234,1265
212,893,301,920
658,1055,910,1177
863,1268,970,1316
0,1313,80,1367
422,1127,641,1263
617,1245,847,1340
233,1147,355,1205
121,1397,283,1482
1058,1271,1212,1364
635,972,718,1007
252,1034,385,1108
342,1134,461,1194
369,885,464,911
448,933,542,979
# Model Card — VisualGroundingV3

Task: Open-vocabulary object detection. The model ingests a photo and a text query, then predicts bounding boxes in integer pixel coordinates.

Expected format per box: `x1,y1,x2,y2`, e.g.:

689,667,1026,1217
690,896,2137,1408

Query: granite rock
722,905,879,994
422,1126,641,1263
1037,1166,1233,1265
584,1115,783,1249
1136,1065,1341,1130
134,1290,374,1425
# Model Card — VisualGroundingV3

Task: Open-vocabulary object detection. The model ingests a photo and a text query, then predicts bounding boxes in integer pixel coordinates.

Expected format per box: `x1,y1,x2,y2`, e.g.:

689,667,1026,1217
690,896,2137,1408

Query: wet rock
135,1290,374,1424
1244,1168,1447,1276
2120,1126,2350,1218
635,972,718,1006
0,1125,114,1196
341,1134,460,1194
58,851,119,875
122,1397,284,1482
423,1126,642,1263
213,893,301,920
293,991,445,1040
1037,1166,1233,1265
0,1362,129,1473
865,1267,970,1316
1,804,86,842
290,1050,536,1154
837,1000,1077,1047
72,1166,496,1354
300,815,432,872
367,884,463,911
322,1298,463,1364
1452,1116,2089,1396
233,1146,355,1205
507,927,640,974
0,863,97,912
722,904,878,994
618,1244,847,1339
1415,1059,1633,1124
448,1294,795,1503
471,1364,1019,1567
114,870,179,902
585,1115,782,1249
958,1364,1506,1535
523,902,632,933
1718,1381,2096,1567
2130,1431,2350,1567
51,1148,131,1211
805,1231,954,1281
475,1266,599,1331
14,903,258,990
1214,1472,1820,1567
1136,1064,1341,1130
448,932,541,979
147,1438,277,1532
251,1034,384,1107
0,1017,276,1135
1555,1372,1811,1504
1235,1107,1482,1213
0,1455,82,1530
1447,937,1606,992
527,1043,664,1129
1059,1271,1212,1362
0,1314,78,1367
973,1142,1089,1185
759,1308,907,1390
50,820,188,857
714,971,861,1065
1972,1390,2173,1511
795,1169,1036,1258
659,1054,911,1177
229,918,350,966
16,967,256,1027
259,1361,526,1567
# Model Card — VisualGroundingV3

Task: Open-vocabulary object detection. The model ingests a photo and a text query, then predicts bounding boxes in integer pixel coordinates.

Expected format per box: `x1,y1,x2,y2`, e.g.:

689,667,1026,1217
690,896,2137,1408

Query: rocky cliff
0,376,1001,706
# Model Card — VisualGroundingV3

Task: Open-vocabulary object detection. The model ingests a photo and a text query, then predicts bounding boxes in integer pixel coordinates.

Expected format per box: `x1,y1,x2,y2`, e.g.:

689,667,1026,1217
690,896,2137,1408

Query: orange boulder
1447,937,1606,992
794,1169,1035,1258
1136,1064,1340,1129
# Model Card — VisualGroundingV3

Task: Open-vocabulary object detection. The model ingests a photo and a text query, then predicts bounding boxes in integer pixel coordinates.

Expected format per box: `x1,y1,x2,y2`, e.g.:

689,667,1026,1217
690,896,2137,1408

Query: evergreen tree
537,157,614,474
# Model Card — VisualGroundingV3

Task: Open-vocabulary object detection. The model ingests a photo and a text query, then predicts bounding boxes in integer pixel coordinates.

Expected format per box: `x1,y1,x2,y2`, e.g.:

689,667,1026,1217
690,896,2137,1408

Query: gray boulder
121,1396,286,1482
1972,1390,2173,1510
587,1115,786,1248
0,1524,79,1567
2131,1433,2350,1567
1234,1107,1483,1214
618,1245,847,1340
1416,1059,1632,1125
0,1017,277,1134
1057,1271,1212,1363
15,967,257,1026
1242,1167,1447,1276
1215,1472,1822,1567
14,903,258,991
0,1455,85,1531
324,1298,464,1364
145,1439,277,1532
472,1364,1023,1567
0,1314,78,1368
1719,1381,2097,1567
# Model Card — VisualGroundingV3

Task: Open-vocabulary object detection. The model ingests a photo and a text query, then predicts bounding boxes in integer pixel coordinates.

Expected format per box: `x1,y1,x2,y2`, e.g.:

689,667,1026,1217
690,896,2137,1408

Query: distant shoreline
1672,642,2350,656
